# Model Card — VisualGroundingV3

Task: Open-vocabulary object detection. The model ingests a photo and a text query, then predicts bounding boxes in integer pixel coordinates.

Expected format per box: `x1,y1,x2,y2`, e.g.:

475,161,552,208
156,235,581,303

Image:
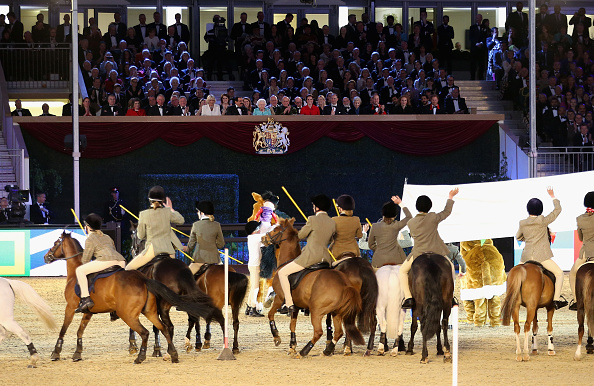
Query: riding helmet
311,194,332,212
416,195,432,213
527,198,543,216
336,194,355,211
196,200,215,215
148,185,166,202
245,220,261,235
382,201,398,218
585,191,594,208
261,191,279,205
84,213,103,231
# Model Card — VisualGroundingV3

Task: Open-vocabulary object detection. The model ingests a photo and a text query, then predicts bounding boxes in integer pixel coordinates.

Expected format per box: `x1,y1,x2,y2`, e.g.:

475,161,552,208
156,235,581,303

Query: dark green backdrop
23,123,499,224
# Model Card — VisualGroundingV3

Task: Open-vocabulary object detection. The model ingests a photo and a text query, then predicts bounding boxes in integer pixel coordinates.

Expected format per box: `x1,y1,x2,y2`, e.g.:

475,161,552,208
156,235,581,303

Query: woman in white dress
200,94,221,116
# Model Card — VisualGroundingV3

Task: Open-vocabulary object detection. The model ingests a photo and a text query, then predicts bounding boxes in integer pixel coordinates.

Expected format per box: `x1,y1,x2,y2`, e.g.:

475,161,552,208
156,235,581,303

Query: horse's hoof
295,354,304,359
195,343,202,352
343,348,351,356
420,358,429,364
203,341,211,349
587,349,594,355
152,349,162,358
162,353,171,361
437,350,444,356
516,355,523,362
50,352,60,361
232,347,240,355
390,349,399,357
72,352,82,362
523,354,530,361
532,349,538,355
288,347,296,356
274,337,282,347
27,364,36,368
444,353,452,363
377,350,385,356
548,350,556,356
574,354,582,361
364,349,372,357
184,338,192,353
406,350,414,356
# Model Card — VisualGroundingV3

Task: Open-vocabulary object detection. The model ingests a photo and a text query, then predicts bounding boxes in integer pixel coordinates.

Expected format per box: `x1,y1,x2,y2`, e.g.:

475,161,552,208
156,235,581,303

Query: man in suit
437,15,454,75
133,13,149,46
569,8,592,39
113,12,127,41
318,24,335,47
166,95,183,116
100,95,124,116
31,13,50,43
505,2,529,42
148,11,167,40
170,13,190,44
276,195,336,314
11,100,32,116
360,77,376,107
230,12,252,55
322,93,346,115
251,11,271,40
276,13,293,38
469,14,489,80
380,76,399,106
39,103,55,116
30,192,53,224
546,4,568,35
226,97,248,115
56,14,72,43
535,4,549,38
413,9,435,51
400,188,459,309
7,11,24,43
423,94,445,115
444,87,469,114
363,93,387,115
146,94,167,116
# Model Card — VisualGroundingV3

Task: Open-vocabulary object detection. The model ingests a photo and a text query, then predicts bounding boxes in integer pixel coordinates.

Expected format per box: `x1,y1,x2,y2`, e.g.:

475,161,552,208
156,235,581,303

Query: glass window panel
305,14,329,29
97,12,115,36
163,7,190,27
478,7,507,35
127,7,154,29
442,8,471,52
0,6,9,17
199,7,227,55
21,7,48,34
234,8,261,26
375,8,403,27
338,7,365,28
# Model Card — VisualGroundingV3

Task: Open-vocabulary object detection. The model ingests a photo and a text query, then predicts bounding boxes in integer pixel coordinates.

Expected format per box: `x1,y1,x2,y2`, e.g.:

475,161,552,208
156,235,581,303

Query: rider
400,188,459,309
125,186,184,271
254,191,279,233
245,220,265,317
187,201,225,275
367,196,412,272
569,191,594,310
516,187,566,309
330,194,362,257
75,213,126,313
277,194,336,314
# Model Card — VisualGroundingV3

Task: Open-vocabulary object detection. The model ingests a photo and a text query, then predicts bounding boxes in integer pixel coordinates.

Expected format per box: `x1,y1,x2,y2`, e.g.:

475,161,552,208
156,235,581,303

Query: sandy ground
0,276,593,386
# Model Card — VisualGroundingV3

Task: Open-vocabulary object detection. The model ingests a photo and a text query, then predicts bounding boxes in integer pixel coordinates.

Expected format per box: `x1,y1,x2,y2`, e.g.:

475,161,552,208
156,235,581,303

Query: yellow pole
281,186,336,262
366,218,373,228
120,204,190,238
71,208,87,236
218,250,244,264
332,199,340,216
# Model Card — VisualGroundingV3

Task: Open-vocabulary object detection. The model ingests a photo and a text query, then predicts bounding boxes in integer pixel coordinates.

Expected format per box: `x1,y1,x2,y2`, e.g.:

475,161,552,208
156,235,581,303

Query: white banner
402,171,594,242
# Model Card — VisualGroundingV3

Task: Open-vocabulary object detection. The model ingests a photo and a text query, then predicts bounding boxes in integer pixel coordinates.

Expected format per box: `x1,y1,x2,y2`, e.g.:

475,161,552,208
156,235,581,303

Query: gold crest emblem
253,117,290,154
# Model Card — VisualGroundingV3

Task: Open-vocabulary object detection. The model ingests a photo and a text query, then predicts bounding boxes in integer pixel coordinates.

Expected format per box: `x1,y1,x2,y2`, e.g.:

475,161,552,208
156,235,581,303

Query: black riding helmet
527,198,543,216
585,191,594,208
148,185,166,202
382,201,398,218
416,195,432,213
84,213,103,231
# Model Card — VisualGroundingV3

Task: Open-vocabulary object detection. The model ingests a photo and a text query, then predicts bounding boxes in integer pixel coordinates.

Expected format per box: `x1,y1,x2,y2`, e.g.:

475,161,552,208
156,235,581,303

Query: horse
406,253,454,364
184,265,248,354
574,261,594,361
375,265,406,356
128,222,225,357
0,277,58,368
44,232,220,364
501,261,556,362
324,252,379,356
262,218,365,357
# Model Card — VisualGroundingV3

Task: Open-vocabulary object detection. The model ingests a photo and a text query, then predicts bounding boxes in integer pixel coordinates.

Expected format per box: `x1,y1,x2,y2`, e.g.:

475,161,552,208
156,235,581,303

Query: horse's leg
0,315,38,368
366,316,377,357
576,305,585,360
407,310,418,355
51,305,76,361
420,320,429,364
297,310,324,358
436,321,444,356
442,310,452,363
185,317,195,353
288,308,298,356
531,313,539,355
546,307,556,356
513,302,522,362
129,328,138,354
325,313,333,347
203,320,212,349
376,302,387,356
232,306,241,355
397,310,406,353
586,333,594,354
72,313,93,362
522,306,536,361
268,293,284,346
155,304,174,357
195,318,203,351
121,315,150,364
144,309,179,363
324,315,344,357
152,325,162,358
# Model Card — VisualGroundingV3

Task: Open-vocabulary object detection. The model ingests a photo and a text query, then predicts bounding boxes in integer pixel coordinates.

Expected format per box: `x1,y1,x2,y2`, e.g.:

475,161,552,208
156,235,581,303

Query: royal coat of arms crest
253,117,290,154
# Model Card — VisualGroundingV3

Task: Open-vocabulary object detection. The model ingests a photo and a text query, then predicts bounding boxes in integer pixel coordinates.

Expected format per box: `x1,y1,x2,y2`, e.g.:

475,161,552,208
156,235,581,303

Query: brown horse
502,261,556,362
574,261,594,360
184,265,248,354
262,218,365,357
406,253,454,364
44,232,219,364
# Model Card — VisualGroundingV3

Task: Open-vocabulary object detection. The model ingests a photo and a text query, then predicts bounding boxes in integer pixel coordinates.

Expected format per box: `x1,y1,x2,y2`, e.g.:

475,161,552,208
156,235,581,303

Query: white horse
0,277,57,367
375,265,406,356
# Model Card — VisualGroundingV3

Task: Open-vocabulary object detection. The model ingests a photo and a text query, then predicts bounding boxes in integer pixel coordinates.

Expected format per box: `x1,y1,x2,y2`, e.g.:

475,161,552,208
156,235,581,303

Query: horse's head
44,232,82,263
129,221,145,257
261,217,296,247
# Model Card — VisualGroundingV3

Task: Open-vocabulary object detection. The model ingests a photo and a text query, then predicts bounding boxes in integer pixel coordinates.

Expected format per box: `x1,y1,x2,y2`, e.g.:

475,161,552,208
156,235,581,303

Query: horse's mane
63,232,83,251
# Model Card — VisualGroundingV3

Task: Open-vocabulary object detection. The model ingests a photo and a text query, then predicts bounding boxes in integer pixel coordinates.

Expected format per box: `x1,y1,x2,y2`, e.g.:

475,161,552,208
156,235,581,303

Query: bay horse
184,265,248,354
574,261,594,360
0,277,57,368
44,232,219,364
324,252,379,356
501,261,556,362
128,222,225,357
375,265,406,356
262,218,365,357
406,253,454,364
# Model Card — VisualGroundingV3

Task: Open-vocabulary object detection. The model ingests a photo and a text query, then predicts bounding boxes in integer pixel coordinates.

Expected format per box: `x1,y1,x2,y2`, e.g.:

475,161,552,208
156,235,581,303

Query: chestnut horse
184,265,248,354
262,218,365,357
502,261,556,362
406,253,454,364
44,232,219,364
574,261,594,360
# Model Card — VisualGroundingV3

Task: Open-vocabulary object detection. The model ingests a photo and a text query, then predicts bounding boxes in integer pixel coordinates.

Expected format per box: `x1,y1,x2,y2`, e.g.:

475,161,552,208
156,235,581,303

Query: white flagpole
452,305,459,385
217,248,235,360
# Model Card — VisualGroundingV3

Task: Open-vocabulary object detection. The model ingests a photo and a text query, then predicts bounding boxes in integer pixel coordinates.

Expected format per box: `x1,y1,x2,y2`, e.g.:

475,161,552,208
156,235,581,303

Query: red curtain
19,119,497,158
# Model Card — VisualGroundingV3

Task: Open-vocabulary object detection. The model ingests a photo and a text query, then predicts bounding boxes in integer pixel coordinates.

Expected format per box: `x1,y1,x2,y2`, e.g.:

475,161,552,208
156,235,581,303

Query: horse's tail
386,266,403,340
581,270,594,334
177,266,200,295
420,261,445,341
7,279,58,331
501,265,526,326
357,261,379,334
229,272,249,311
145,278,221,323
336,285,365,346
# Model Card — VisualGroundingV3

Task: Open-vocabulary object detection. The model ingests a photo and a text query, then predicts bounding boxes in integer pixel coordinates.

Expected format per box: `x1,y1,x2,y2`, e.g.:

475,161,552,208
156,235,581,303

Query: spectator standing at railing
11,99,31,116
148,12,167,40
39,103,55,116
31,14,50,44
7,12,23,43
112,12,127,42
56,14,71,43
505,2,528,45
0,14,6,38
133,14,149,48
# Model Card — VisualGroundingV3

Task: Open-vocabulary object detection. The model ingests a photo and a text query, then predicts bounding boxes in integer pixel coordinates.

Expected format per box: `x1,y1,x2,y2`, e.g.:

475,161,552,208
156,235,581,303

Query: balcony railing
0,44,71,89
536,147,594,176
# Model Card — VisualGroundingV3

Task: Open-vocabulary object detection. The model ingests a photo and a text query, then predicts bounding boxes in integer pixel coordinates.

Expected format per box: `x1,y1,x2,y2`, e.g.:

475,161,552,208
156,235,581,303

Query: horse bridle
46,235,83,261
263,223,290,247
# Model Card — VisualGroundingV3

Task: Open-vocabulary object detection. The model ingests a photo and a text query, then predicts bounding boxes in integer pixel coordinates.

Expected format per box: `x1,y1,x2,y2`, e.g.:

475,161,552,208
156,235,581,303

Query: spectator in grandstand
148,11,167,40
100,94,124,116
300,94,320,115
391,95,415,114
39,103,55,116
423,94,445,115
253,98,271,116
11,99,31,116
126,98,146,116
200,94,222,116
146,94,167,116
144,27,159,51
322,92,346,115
80,97,96,116
445,87,469,114
219,93,231,115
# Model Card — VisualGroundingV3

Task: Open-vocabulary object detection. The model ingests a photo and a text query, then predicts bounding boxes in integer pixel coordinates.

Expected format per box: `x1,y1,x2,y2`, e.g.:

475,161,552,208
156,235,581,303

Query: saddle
332,252,357,268
74,265,124,298
193,263,212,280
524,260,556,286
288,262,331,291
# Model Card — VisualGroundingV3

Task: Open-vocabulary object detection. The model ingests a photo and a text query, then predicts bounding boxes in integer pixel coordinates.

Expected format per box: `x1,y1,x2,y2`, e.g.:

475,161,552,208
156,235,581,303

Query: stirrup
568,300,577,311
75,297,94,313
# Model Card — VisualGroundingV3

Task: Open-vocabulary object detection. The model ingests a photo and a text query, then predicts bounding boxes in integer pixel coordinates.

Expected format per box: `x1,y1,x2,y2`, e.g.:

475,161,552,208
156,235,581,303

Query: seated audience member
39,103,55,116
322,92,347,115
146,94,168,116
243,97,253,115
445,87,469,114
126,98,146,116
317,94,326,114
422,94,445,114
342,97,353,114
178,96,193,116
219,93,231,115
349,96,363,115
253,98,272,115
301,94,320,115
100,94,124,116
363,93,386,115
200,94,222,116
293,96,304,114
80,97,96,116
167,95,183,115
276,96,297,115
226,97,248,115
267,95,280,114
390,95,415,114
11,99,32,116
